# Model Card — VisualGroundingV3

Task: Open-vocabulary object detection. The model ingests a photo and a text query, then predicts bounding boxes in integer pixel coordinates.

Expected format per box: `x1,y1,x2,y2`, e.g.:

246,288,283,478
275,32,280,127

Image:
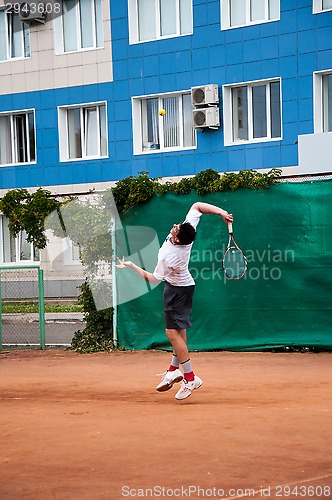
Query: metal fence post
111,218,118,347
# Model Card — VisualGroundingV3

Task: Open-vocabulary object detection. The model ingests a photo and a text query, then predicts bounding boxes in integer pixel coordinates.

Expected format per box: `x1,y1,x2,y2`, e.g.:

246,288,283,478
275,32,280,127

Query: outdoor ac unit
191,84,219,106
193,106,220,129
19,1,46,24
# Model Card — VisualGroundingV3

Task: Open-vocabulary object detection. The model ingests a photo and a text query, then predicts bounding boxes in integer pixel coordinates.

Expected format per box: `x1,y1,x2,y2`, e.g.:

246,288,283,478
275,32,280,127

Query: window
0,216,40,264
0,8,30,61
56,0,103,53
314,71,332,133
132,92,196,154
223,79,282,145
221,0,280,29
63,238,80,265
313,0,332,13
58,102,108,161
0,110,36,165
128,0,193,44
322,74,332,132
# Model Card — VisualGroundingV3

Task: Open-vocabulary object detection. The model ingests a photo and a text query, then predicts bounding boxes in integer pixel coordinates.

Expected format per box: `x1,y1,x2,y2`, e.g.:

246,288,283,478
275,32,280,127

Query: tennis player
116,202,233,400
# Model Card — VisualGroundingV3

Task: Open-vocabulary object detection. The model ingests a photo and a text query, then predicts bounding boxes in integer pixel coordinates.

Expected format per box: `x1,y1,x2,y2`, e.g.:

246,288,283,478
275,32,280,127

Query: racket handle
228,222,233,234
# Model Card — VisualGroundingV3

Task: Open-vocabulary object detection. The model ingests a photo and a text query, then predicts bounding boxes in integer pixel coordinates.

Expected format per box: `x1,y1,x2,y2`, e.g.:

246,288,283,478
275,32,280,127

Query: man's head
171,222,196,245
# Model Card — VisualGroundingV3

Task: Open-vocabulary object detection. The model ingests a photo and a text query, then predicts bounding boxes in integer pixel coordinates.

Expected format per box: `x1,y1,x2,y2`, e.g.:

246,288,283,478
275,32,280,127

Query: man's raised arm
191,202,233,224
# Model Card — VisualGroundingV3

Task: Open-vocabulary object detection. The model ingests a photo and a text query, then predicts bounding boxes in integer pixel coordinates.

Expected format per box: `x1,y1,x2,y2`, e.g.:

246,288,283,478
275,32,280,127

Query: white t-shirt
153,208,202,286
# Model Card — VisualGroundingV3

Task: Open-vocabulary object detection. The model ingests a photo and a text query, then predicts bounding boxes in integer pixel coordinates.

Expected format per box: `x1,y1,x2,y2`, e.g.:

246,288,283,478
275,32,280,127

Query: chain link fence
0,266,45,349
0,265,85,350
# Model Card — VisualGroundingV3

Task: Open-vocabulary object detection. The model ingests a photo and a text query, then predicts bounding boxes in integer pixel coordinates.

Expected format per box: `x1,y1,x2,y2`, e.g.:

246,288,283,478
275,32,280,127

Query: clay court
0,349,331,500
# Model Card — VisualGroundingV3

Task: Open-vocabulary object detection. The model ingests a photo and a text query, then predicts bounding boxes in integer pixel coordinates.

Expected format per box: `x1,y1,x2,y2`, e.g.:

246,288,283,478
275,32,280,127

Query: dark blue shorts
163,282,195,330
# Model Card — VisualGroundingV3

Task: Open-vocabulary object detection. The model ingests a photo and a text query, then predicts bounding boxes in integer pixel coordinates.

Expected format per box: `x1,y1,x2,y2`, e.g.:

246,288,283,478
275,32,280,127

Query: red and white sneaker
175,375,203,400
156,369,183,392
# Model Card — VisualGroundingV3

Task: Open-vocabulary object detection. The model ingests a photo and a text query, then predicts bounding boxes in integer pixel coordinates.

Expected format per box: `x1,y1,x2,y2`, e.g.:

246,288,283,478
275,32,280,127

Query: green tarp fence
116,180,332,351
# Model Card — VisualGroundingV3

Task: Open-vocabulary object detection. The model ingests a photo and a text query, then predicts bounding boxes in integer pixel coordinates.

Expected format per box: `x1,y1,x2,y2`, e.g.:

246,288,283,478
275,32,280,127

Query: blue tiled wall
1,0,332,190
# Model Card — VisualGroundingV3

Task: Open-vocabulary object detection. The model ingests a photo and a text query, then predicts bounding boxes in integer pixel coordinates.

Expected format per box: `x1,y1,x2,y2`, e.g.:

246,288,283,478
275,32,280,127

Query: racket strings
223,246,247,279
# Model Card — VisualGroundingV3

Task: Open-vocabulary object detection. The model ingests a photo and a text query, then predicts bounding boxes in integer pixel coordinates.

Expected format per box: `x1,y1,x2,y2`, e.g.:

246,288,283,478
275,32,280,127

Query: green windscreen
116,180,332,351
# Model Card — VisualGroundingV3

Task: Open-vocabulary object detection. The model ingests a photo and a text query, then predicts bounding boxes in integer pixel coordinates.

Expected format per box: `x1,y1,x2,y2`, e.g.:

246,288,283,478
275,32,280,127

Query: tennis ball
158,109,166,116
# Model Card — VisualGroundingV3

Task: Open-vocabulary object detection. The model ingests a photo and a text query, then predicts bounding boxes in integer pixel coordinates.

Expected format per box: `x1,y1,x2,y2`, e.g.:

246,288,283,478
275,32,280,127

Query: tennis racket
222,222,247,280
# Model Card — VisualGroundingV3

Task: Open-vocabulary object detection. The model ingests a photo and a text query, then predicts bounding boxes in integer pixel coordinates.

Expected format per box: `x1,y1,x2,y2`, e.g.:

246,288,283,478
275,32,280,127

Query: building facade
1,0,332,270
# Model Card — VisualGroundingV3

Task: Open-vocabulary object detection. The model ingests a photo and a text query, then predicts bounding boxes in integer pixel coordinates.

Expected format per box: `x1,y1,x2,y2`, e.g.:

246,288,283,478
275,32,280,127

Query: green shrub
71,280,115,354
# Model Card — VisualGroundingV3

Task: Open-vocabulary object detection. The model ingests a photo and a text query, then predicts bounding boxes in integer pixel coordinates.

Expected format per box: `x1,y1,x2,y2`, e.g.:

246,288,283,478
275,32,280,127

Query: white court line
224,473,332,499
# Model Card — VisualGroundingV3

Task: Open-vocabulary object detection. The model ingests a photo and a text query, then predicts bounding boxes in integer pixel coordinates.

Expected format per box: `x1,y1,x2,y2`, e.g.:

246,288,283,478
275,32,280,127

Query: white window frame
63,237,81,265
0,216,40,265
223,78,282,146
0,109,36,166
58,101,108,162
313,69,332,133
132,91,196,155
54,0,104,54
0,8,31,62
221,0,280,30
128,0,193,44
313,0,332,14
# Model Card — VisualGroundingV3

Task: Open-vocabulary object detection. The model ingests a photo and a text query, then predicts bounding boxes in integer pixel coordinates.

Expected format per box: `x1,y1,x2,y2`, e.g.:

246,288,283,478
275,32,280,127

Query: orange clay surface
0,349,331,500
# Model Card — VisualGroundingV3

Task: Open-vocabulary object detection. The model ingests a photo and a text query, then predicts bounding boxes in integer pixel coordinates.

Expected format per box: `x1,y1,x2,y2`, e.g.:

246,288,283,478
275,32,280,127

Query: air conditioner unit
191,84,219,106
19,1,46,24
193,106,220,130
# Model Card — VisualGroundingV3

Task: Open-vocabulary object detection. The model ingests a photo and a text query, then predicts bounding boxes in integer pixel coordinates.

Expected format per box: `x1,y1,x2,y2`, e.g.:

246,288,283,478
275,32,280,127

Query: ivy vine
0,188,61,250
111,168,282,213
